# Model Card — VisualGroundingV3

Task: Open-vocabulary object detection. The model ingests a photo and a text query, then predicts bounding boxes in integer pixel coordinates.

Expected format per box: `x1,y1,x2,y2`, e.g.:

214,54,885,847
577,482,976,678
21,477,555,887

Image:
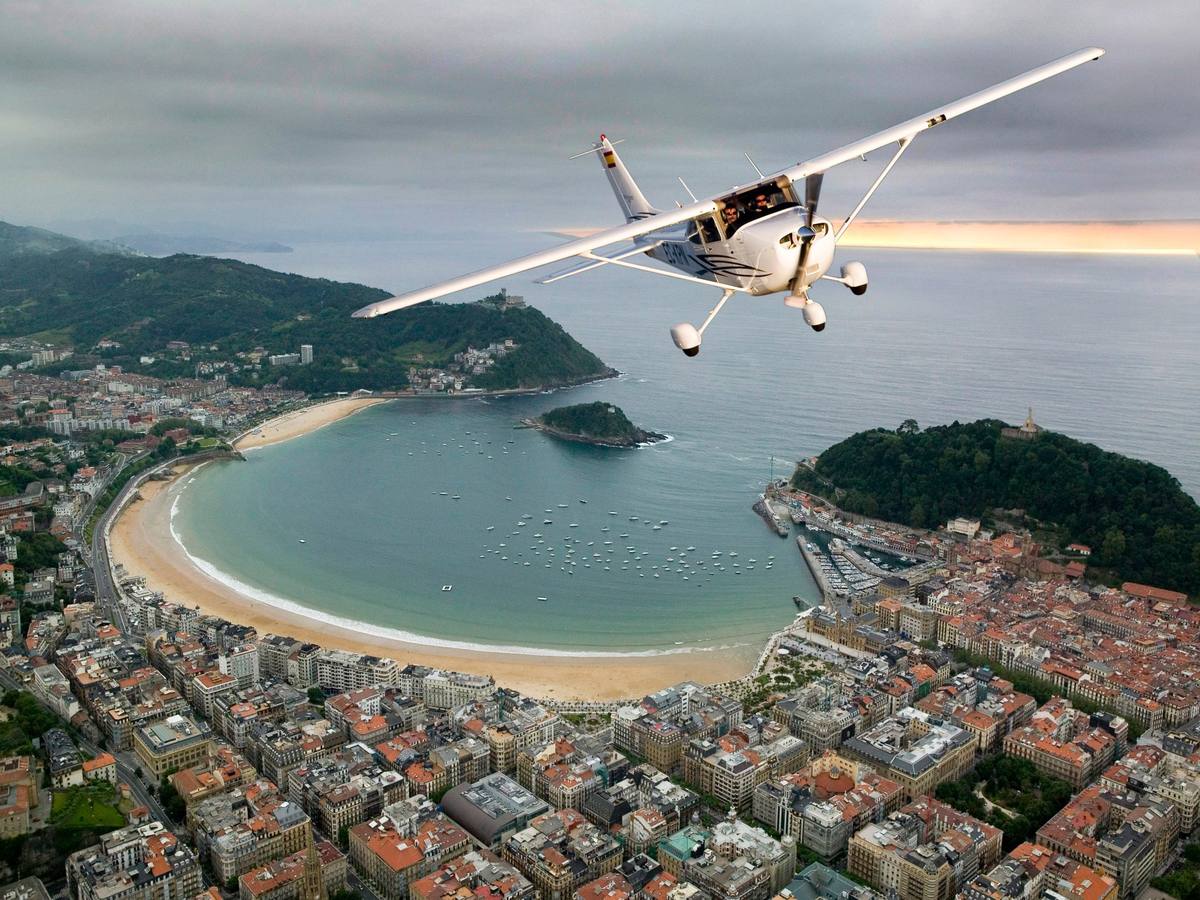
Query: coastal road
85,451,156,633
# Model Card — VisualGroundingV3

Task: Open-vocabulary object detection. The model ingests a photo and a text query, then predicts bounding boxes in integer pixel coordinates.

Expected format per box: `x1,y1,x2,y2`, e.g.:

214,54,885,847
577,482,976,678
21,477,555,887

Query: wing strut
835,138,913,242
580,252,753,291
538,240,666,285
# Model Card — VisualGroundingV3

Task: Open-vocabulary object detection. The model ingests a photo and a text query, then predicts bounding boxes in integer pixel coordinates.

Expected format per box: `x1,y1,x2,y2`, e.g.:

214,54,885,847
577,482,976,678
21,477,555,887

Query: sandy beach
110,416,758,699
234,396,389,450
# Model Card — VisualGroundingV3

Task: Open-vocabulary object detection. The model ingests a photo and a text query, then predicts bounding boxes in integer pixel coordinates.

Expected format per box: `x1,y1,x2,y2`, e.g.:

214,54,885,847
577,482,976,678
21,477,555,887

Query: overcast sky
1,1,1196,240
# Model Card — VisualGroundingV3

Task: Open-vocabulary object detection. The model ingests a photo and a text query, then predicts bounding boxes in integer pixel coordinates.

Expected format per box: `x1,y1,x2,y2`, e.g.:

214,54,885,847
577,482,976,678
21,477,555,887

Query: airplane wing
353,48,1102,320
775,47,1105,184
351,202,714,318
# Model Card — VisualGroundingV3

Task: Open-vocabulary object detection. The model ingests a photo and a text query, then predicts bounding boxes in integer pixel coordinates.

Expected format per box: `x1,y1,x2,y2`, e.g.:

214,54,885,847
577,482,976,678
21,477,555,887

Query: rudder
595,135,657,221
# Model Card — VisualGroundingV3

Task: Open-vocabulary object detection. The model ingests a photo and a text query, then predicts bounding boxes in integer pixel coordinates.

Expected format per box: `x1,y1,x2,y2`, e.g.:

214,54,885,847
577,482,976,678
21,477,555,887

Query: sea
167,235,1200,656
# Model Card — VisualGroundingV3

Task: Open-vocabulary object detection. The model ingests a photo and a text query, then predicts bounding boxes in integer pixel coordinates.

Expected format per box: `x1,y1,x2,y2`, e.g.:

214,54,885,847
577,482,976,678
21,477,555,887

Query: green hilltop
533,401,664,447
0,220,611,394
791,418,1200,596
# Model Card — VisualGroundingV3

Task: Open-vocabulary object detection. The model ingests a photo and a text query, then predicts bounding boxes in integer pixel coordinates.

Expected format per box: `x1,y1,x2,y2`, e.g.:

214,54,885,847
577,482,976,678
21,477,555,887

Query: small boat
652,525,662,531
537,596,548,602
451,495,461,500
569,523,579,528
579,499,588,504
441,585,453,592
298,539,307,544
486,526,495,531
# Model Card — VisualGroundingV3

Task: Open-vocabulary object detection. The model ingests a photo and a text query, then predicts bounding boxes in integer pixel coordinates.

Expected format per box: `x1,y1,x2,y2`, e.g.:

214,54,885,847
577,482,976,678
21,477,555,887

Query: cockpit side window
691,215,721,244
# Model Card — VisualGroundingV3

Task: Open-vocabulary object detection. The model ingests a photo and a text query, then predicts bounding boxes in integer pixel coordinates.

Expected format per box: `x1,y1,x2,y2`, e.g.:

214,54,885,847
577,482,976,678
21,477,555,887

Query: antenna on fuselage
677,177,698,202
744,152,765,179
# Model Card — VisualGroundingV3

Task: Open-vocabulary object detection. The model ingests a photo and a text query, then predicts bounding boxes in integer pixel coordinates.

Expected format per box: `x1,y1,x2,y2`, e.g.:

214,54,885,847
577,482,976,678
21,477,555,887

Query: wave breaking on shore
166,485,749,661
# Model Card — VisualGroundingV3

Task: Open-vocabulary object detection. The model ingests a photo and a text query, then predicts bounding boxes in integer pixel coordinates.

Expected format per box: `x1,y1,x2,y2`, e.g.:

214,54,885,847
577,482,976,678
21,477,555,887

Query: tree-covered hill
0,221,611,393
532,401,664,447
791,419,1200,595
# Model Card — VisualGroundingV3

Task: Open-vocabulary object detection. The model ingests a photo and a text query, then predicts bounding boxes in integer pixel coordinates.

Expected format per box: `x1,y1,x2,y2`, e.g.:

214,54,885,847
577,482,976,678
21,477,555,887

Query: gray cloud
0,0,1196,237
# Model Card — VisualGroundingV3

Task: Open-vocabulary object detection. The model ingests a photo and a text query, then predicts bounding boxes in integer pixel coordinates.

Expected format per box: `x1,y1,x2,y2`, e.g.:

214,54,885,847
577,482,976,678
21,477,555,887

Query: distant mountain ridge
0,219,611,395
0,221,134,259
113,233,293,256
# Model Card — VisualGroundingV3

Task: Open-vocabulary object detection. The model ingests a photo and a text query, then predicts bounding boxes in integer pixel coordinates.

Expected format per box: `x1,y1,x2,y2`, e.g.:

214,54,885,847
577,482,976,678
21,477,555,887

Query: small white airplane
354,48,1104,355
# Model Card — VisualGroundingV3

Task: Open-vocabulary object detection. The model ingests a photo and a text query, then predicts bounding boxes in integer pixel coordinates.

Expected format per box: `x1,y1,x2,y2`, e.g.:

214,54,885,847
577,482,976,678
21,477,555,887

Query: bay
170,238,1200,654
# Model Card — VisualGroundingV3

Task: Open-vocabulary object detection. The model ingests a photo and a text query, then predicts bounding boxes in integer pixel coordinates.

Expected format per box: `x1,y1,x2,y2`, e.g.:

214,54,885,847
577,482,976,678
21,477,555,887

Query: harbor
753,482,933,606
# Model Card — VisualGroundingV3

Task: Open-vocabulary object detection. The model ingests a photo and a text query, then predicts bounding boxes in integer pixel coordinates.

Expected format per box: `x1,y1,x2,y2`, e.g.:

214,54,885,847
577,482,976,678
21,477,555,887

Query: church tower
300,840,326,900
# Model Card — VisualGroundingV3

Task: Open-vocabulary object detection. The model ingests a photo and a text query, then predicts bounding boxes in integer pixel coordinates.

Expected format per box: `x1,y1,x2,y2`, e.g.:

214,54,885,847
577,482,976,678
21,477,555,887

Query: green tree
1100,527,1126,565
159,776,186,822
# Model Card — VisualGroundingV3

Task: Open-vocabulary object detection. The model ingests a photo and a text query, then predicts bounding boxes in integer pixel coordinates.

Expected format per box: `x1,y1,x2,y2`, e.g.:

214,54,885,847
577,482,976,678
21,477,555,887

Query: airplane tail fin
593,135,658,221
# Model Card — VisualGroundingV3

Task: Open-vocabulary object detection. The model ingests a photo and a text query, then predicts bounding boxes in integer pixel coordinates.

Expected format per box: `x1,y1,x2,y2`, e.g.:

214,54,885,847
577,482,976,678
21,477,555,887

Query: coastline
234,395,389,450
109,399,757,699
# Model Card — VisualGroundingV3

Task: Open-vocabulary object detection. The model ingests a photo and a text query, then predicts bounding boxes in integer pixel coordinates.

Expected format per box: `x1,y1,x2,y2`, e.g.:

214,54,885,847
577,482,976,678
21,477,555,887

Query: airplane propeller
796,172,824,278
785,173,828,331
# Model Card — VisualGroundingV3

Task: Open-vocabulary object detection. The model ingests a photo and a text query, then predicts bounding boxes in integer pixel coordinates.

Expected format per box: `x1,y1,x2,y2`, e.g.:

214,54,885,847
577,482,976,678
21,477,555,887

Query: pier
752,496,790,537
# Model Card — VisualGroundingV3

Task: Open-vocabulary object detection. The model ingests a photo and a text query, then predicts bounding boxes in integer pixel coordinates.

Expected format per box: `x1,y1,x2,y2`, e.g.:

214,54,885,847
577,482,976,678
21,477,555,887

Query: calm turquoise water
172,240,1200,654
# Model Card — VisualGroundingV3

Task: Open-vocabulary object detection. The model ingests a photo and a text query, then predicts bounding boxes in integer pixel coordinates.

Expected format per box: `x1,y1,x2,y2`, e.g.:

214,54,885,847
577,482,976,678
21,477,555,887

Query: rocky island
523,401,666,448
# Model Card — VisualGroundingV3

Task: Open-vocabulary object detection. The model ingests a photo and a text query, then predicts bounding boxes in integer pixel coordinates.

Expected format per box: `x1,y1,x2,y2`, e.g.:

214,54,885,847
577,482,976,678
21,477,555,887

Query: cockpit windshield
717,179,798,237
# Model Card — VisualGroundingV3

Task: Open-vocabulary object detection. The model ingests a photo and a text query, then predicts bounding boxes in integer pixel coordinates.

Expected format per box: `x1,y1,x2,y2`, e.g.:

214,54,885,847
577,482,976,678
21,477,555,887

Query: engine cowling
670,322,701,356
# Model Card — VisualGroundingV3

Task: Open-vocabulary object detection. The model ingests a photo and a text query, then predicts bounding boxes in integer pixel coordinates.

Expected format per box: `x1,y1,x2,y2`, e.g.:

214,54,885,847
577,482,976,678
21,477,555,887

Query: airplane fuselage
646,207,836,295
